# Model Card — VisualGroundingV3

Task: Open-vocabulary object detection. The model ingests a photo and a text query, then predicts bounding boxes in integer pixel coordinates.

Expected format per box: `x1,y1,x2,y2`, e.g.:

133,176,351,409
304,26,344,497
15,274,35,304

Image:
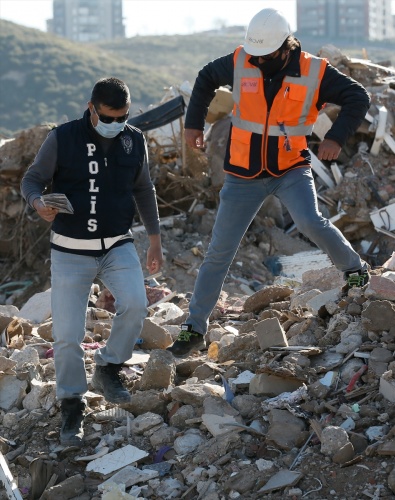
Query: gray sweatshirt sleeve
132,137,161,235
20,130,57,208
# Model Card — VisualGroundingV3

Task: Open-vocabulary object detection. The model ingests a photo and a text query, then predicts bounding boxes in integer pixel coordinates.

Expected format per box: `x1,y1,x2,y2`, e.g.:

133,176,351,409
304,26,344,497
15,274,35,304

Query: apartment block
296,0,394,40
48,0,125,42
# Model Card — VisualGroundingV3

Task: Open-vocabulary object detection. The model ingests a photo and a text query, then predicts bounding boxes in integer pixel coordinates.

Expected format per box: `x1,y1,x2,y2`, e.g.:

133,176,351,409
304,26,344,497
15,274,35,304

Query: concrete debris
3,263,395,498
257,469,303,494
0,451,23,500
85,445,149,475
0,44,395,499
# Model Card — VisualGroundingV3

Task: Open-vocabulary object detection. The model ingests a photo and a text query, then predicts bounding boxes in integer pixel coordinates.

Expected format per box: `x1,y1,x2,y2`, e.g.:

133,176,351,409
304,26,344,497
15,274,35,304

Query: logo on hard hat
248,37,265,44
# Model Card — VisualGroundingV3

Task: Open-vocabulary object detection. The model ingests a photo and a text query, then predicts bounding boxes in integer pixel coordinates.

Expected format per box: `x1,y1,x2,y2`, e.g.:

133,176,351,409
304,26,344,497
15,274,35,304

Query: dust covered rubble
1,46,395,295
1,44,395,499
1,257,395,499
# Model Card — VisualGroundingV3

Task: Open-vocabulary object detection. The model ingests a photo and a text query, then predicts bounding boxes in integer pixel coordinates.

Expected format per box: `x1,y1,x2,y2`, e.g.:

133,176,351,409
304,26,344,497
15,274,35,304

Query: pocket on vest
230,128,251,169
278,136,307,170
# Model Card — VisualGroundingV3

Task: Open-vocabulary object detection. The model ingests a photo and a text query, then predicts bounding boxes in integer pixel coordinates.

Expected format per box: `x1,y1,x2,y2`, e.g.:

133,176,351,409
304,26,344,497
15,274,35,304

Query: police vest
227,46,326,178
51,110,145,254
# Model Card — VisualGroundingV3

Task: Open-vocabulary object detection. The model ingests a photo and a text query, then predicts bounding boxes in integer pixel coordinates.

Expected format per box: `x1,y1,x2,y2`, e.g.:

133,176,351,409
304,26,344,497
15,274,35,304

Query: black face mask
256,52,287,77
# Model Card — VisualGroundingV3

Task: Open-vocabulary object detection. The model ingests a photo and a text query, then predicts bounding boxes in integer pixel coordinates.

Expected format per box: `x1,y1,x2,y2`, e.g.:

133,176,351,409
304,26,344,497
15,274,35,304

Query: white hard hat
244,8,291,56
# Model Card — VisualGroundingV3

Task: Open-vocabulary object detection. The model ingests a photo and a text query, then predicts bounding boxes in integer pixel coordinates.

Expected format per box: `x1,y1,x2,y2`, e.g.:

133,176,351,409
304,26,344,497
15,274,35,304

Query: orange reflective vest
227,46,327,178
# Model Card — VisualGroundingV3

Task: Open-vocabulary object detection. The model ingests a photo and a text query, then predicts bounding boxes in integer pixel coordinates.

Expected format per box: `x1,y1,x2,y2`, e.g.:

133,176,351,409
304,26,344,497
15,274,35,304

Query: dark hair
280,35,300,52
91,77,130,109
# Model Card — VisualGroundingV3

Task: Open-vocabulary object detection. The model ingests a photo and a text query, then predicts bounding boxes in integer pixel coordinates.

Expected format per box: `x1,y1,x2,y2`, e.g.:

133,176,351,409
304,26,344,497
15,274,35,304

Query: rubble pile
1,261,395,499
0,45,395,499
1,47,395,299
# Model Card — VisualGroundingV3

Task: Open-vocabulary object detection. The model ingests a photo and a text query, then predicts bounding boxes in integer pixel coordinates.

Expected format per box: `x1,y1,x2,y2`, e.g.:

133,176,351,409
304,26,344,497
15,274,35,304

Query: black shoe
166,324,206,357
60,398,85,447
91,363,132,404
344,269,370,289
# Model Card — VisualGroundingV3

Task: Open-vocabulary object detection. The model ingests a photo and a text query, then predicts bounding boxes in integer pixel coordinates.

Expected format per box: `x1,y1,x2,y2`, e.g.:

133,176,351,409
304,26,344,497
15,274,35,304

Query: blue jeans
51,243,147,399
187,169,365,335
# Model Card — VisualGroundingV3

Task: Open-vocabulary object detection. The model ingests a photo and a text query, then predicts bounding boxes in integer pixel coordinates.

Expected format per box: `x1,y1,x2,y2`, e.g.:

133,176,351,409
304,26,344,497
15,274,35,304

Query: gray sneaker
91,363,132,404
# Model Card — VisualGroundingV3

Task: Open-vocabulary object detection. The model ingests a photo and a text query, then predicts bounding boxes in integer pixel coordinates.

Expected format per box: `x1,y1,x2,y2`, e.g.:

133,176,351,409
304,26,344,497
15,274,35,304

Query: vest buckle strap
279,123,292,151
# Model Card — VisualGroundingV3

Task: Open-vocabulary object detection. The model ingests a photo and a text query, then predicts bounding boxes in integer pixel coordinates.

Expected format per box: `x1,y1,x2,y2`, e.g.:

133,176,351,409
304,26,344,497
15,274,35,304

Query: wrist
32,198,42,210
148,234,161,244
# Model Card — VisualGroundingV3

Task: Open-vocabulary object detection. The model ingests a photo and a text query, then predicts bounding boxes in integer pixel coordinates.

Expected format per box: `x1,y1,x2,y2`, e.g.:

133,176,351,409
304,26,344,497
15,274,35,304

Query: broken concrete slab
40,473,84,499
364,275,395,301
173,428,206,455
255,317,288,350
258,469,303,494
377,439,395,456
229,370,255,392
267,409,306,451
369,347,393,377
0,375,27,410
380,371,395,403
243,285,293,313
306,288,341,316
130,412,163,435
0,356,17,376
249,373,304,397
124,352,150,366
18,289,51,324
139,318,173,349
170,383,224,405
201,413,242,437
85,444,149,475
138,349,176,390
98,465,159,490
300,265,344,293
362,300,395,331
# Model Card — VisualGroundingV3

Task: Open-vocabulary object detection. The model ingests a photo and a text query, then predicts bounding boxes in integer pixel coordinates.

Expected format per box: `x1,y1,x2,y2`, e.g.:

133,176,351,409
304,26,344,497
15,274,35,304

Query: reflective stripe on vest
231,47,325,137
50,231,132,251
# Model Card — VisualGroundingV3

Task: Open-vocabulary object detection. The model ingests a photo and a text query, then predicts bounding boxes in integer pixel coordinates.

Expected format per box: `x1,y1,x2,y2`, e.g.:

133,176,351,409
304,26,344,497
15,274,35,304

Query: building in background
47,0,125,42
296,0,394,41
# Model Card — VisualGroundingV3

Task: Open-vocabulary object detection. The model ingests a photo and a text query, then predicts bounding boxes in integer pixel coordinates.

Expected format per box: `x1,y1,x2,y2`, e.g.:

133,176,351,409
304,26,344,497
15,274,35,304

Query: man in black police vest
21,77,163,447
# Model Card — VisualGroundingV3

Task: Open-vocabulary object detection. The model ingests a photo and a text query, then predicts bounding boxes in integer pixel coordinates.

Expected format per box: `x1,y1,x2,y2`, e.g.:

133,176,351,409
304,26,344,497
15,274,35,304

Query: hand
185,128,204,149
146,245,163,274
33,198,59,222
317,139,342,161
146,234,163,274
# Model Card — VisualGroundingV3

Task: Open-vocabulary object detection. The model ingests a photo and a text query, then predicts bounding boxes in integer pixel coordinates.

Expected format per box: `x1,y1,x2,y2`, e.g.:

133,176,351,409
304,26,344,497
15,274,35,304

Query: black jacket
185,44,371,176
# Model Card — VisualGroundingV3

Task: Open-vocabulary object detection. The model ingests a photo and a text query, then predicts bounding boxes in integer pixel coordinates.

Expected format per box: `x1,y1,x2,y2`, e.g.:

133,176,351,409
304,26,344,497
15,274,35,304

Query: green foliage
1,19,394,138
95,32,244,83
0,20,176,136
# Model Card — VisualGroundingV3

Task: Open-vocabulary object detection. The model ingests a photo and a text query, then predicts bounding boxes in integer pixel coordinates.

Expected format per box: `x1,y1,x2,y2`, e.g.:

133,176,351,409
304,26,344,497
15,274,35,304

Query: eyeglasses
93,106,129,124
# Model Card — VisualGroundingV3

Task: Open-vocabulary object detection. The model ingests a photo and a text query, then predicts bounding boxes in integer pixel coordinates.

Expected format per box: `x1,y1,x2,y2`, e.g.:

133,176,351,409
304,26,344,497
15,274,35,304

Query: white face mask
94,118,126,138
91,105,129,138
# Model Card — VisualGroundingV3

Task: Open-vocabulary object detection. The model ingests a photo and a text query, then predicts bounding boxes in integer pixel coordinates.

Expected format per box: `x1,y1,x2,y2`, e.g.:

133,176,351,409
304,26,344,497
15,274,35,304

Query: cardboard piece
206,87,233,124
